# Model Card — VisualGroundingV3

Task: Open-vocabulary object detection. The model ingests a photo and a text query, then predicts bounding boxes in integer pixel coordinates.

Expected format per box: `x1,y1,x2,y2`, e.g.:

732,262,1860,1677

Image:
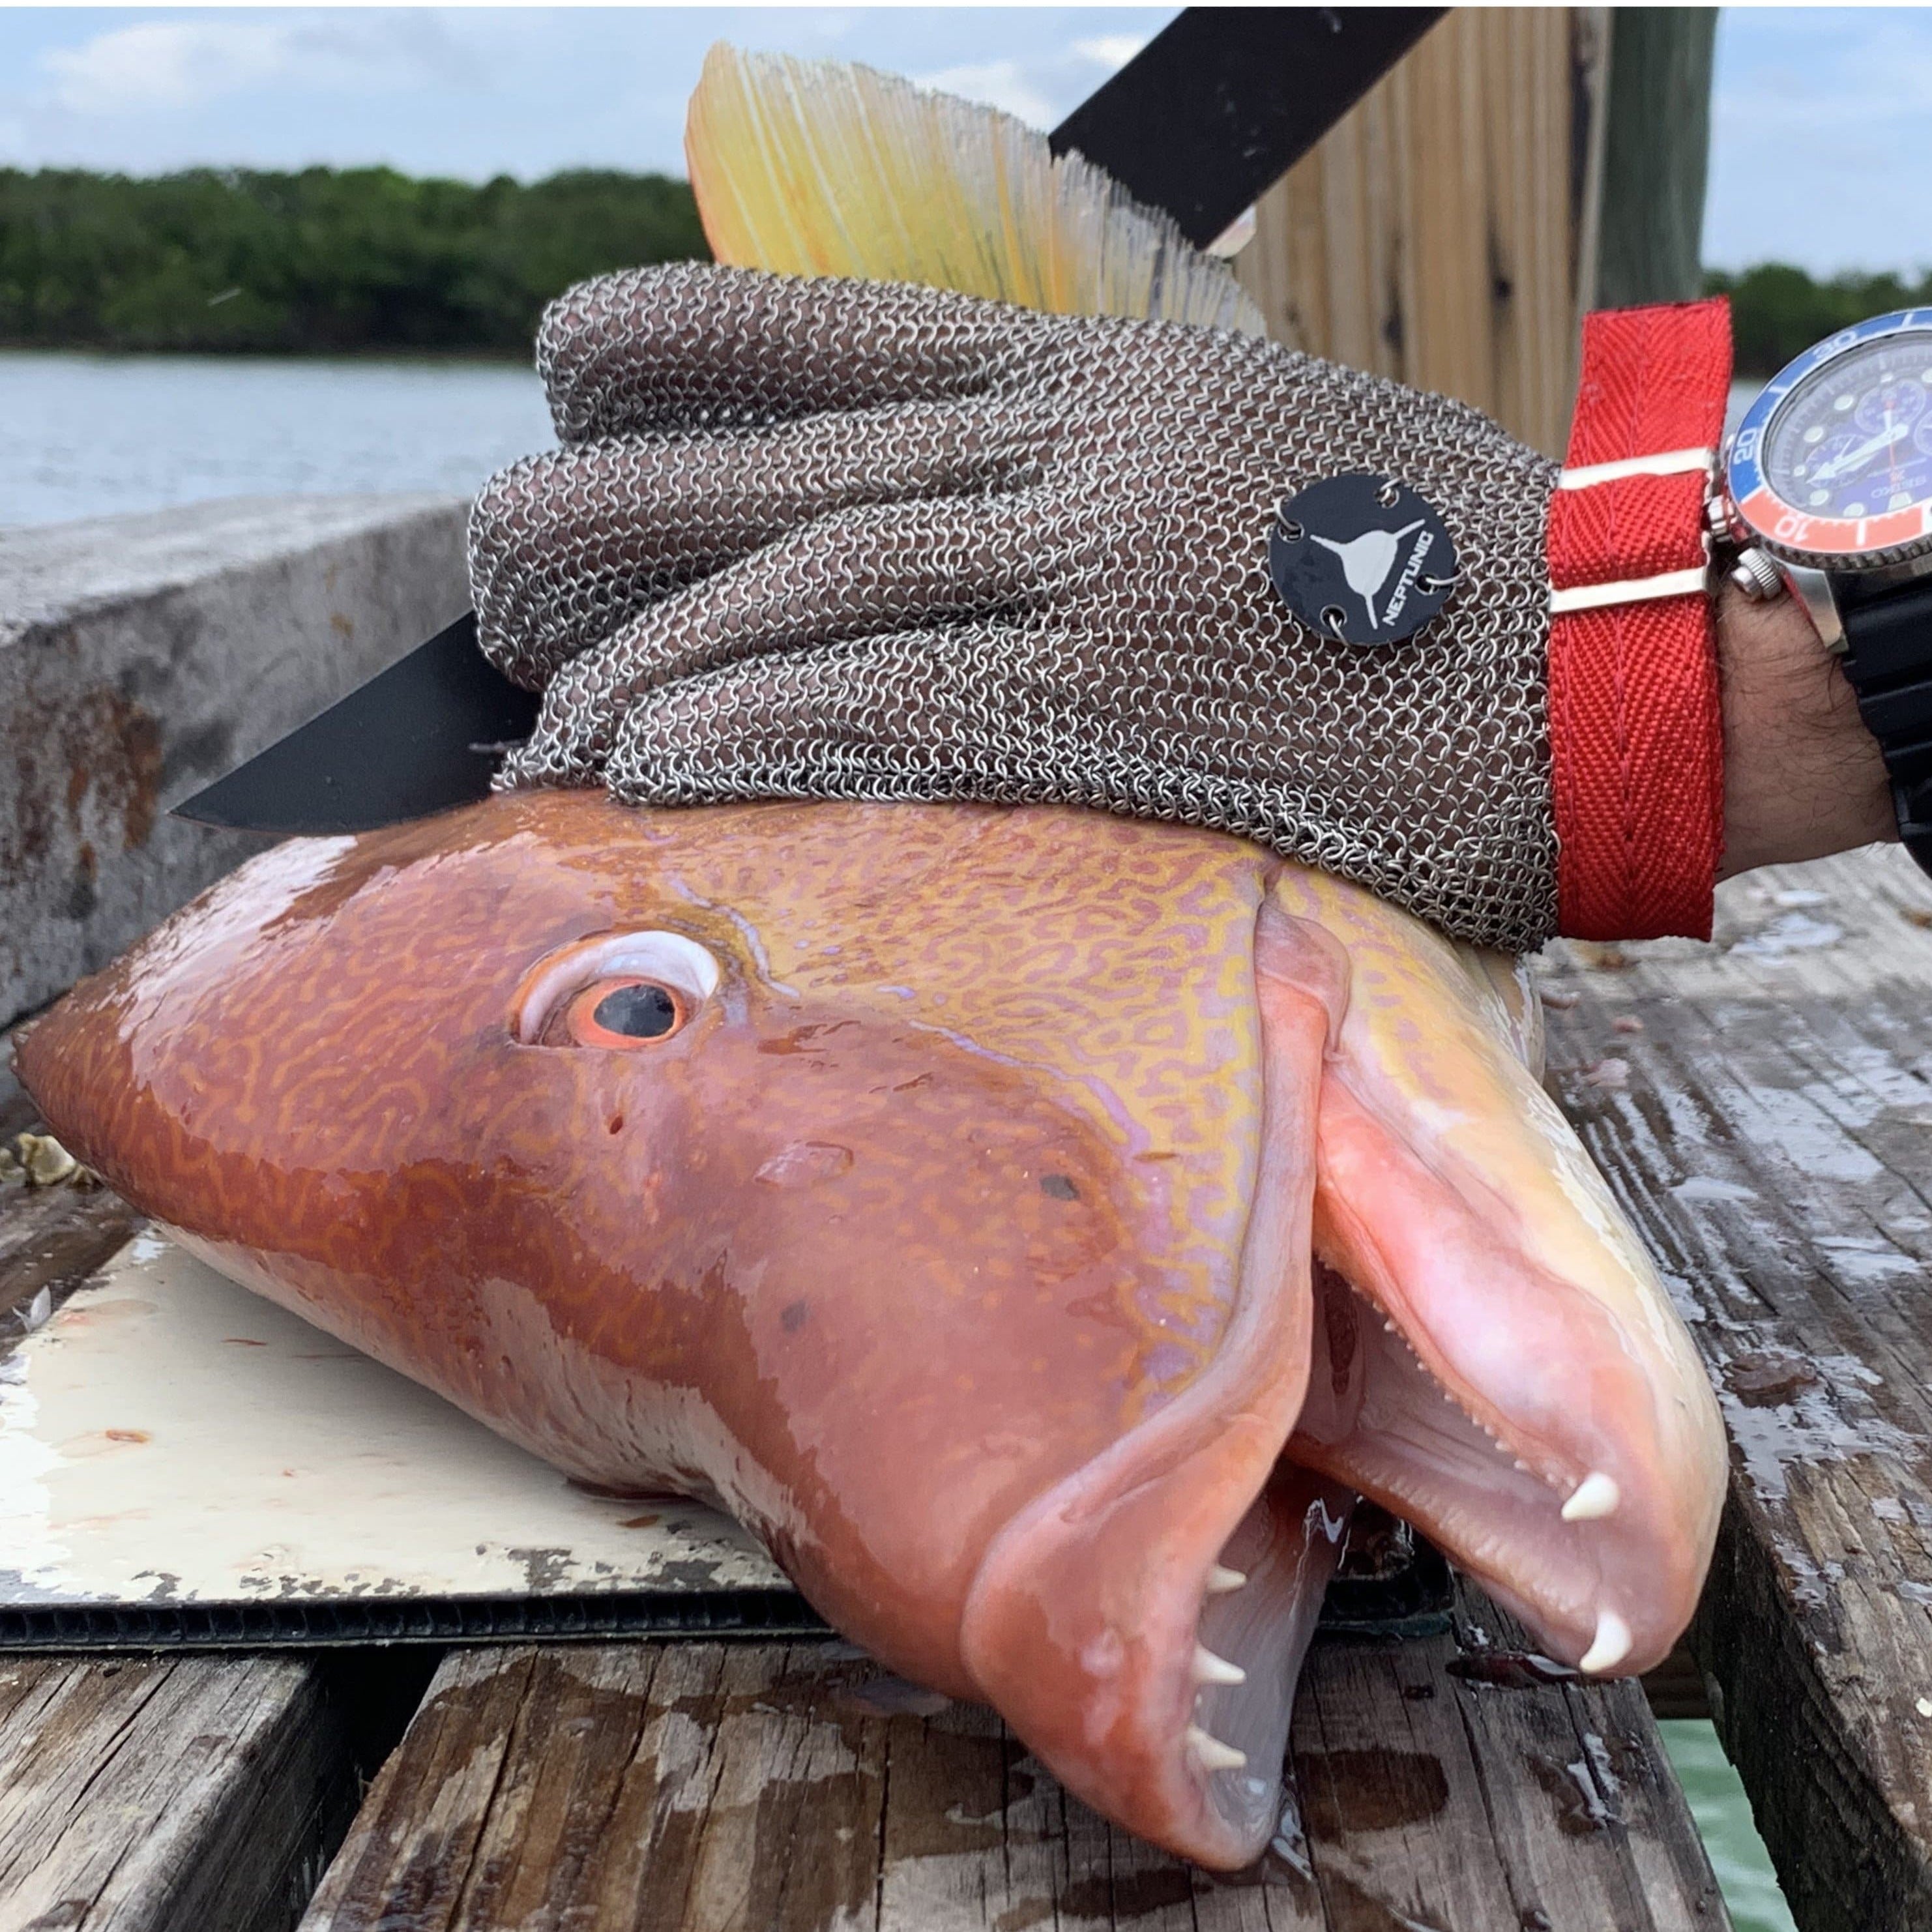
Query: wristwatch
1721,306,1932,875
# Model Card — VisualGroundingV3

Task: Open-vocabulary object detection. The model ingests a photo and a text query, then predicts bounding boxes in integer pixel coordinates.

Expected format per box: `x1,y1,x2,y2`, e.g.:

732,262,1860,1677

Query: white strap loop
1556,447,1716,490
1549,566,1710,615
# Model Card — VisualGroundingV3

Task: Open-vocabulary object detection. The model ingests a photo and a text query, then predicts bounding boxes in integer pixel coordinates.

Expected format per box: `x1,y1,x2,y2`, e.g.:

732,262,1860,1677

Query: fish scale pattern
469,263,1562,951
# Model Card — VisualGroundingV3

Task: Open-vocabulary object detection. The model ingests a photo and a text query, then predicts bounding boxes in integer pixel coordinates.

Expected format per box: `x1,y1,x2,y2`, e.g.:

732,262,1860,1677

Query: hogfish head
14,791,1724,1868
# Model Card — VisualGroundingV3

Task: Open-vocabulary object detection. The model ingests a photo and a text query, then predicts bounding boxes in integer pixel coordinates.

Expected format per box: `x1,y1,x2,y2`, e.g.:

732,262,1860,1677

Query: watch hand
1813,418,1909,482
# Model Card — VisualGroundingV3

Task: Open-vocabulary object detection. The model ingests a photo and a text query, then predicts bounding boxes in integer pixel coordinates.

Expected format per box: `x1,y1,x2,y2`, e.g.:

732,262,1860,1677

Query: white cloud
913,59,1057,130
1072,34,1149,73
46,20,289,114
42,12,465,119
0,7,1180,181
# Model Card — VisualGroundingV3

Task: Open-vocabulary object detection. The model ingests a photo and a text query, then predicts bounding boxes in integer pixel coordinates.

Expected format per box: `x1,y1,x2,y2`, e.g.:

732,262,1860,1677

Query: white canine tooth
1561,1472,1622,1523
1578,1608,1633,1675
1194,1643,1246,1687
1204,1564,1247,1594
1186,1724,1248,1772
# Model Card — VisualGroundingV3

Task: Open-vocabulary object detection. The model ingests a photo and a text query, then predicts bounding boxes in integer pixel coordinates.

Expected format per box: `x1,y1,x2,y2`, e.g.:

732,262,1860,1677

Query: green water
1657,1721,1796,1932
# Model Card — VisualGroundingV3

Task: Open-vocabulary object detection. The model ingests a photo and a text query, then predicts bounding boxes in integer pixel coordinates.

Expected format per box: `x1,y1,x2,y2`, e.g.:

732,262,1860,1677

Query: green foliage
0,166,709,355
7,169,1920,379
1706,263,1932,377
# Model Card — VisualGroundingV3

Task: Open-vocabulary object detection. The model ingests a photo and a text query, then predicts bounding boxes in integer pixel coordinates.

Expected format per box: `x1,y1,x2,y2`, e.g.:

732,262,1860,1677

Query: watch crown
1729,546,1786,602
1705,493,1734,540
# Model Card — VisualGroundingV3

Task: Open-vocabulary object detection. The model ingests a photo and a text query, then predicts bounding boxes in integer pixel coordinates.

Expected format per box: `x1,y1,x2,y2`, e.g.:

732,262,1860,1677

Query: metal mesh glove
469,263,1560,950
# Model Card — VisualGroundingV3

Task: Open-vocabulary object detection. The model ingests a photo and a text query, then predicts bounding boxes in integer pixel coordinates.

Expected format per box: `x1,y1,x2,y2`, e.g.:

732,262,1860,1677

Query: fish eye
511,929,720,1048
559,977,688,1049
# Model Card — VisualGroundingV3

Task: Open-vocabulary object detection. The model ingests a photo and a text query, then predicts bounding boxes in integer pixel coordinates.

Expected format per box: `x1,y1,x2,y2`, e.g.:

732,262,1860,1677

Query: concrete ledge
1,494,470,1051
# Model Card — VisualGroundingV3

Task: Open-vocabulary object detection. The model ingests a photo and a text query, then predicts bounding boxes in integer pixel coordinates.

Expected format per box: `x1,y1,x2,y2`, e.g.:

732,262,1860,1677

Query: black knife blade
173,5,1442,836
1050,7,1445,249
173,612,538,834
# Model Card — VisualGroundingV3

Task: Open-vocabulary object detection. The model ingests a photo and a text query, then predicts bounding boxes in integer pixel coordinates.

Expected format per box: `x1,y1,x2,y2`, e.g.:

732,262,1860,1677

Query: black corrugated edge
0,1587,828,1652
1,1563,1454,1653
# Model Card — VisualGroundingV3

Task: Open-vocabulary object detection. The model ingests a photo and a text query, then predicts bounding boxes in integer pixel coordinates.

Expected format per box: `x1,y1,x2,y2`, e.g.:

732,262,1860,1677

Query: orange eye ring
561,977,690,1049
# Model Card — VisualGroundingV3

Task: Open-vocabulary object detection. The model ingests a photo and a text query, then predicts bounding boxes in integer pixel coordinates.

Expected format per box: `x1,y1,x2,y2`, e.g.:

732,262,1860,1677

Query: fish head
16,793,1725,1866
15,791,1338,1866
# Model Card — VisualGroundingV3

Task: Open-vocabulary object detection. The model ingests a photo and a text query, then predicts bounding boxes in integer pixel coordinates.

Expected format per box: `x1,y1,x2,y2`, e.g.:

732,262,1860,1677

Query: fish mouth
1295,1233,1705,1681
1295,1072,1724,1683
957,899,1343,1871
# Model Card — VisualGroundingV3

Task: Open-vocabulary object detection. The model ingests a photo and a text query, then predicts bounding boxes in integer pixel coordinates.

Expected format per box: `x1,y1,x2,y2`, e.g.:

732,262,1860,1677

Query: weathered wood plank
0,1653,357,1932
302,1613,1725,1932
1235,8,1612,458
0,1066,143,1338
0,1171,143,1335
1539,840,1932,1932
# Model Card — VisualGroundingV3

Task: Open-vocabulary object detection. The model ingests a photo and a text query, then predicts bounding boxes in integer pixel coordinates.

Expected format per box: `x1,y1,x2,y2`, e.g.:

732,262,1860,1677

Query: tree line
0,164,1918,371
1705,263,1932,377
0,166,709,355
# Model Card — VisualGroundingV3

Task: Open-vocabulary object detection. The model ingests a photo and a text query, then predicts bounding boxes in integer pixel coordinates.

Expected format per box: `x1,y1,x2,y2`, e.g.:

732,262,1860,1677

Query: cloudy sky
0,6,1924,276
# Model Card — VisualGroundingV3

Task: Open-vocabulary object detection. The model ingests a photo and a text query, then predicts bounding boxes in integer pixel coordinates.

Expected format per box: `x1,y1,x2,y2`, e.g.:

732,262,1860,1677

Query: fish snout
950,898,1347,1870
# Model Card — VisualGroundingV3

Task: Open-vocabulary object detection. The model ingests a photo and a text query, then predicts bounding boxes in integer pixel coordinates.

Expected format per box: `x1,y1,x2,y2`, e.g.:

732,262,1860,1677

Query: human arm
1716,579,1896,878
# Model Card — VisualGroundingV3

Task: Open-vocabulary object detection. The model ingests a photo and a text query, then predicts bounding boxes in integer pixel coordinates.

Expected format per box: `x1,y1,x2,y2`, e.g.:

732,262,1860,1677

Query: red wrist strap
1547,298,1732,941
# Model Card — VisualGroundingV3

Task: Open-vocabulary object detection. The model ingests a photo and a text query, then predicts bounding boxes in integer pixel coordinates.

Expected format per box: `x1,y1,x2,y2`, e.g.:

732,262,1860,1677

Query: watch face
1763,332,1932,519
1730,308,1932,564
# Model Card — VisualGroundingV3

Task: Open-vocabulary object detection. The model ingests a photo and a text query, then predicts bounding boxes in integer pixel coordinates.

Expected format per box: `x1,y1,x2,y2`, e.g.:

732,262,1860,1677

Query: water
0,351,1803,1932
1729,379,1764,441
0,349,553,527
1659,1721,1796,1932
0,356,1777,533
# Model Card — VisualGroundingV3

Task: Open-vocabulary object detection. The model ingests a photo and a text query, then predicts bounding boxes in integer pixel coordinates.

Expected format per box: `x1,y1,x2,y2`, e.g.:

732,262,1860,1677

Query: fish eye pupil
593,982,679,1039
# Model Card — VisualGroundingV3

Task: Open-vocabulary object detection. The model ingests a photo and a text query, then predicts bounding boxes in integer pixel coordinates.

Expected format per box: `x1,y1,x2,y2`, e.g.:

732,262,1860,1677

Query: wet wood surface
0,1652,355,1932
0,1160,142,1336
301,1584,1723,1932
1540,840,1932,1932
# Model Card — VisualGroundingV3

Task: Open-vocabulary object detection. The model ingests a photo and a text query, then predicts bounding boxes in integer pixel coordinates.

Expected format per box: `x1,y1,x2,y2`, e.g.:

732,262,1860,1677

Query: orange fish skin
14,793,1304,1721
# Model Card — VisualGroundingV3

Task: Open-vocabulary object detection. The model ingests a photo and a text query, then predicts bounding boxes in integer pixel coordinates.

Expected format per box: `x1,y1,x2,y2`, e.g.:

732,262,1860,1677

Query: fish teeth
1578,1608,1633,1676
1560,1472,1621,1523
1186,1724,1248,1772
1193,1643,1246,1687
1204,1564,1247,1594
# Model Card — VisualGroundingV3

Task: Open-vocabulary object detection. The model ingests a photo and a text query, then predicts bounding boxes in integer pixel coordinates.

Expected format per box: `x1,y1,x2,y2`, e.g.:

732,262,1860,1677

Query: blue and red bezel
1729,306,1932,566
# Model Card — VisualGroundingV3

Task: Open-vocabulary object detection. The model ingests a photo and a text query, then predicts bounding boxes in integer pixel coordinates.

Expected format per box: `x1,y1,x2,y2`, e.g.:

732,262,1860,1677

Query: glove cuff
1546,297,1733,943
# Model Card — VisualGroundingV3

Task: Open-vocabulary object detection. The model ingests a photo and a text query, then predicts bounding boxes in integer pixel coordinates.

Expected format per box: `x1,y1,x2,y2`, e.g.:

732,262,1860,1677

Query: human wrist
1714,579,1895,879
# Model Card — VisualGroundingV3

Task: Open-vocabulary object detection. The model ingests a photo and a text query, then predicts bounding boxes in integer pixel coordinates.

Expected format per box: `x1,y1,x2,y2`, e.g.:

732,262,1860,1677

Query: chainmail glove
469,263,1560,950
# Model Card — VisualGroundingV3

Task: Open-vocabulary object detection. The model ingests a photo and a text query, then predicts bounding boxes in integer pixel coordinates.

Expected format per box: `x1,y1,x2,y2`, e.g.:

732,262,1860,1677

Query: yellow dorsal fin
685,43,1265,335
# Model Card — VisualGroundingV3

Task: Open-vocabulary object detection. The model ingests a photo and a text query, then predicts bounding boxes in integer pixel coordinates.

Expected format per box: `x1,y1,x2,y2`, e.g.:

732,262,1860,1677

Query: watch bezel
1727,306,1932,572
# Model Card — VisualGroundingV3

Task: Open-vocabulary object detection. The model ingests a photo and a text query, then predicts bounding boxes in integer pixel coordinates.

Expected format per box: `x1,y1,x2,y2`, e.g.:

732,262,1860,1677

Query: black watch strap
1834,574,1932,876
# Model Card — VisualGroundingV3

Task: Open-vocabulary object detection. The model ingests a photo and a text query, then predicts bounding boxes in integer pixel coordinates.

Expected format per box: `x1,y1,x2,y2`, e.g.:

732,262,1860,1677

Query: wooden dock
1540,840,1932,1932
11,836,1932,1930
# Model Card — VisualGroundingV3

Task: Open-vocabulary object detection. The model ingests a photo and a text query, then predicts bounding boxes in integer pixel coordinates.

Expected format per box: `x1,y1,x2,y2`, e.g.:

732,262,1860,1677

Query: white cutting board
0,1229,789,1624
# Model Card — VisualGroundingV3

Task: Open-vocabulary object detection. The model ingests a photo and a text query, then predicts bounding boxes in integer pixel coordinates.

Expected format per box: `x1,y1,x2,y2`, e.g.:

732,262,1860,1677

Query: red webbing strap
1547,298,1732,941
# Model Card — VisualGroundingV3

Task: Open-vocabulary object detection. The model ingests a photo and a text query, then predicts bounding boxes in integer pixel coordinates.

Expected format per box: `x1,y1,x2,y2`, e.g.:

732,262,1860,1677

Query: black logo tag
1268,475,1458,647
